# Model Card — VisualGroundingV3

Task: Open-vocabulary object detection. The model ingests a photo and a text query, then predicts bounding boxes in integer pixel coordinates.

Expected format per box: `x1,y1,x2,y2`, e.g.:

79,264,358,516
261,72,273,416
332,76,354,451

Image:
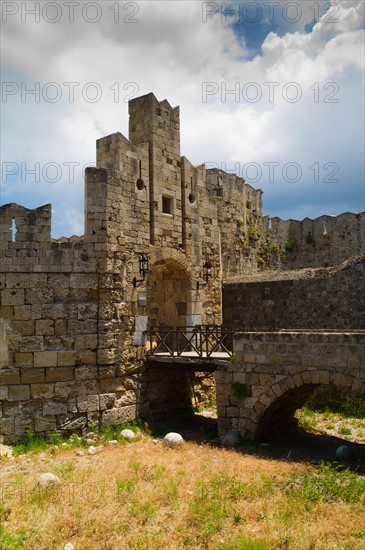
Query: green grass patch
220,536,268,549
339,426,352,436
161,477,179,507
0,526,27,550
13,429,50,455
99,418,146,442
51,460,75,479
189,472,246,535
282,462,365,505
130,497,157,525
304,388,365,419
115,478,137,499
284,240,294,251
188,471,275,538
11,420,150,456
304,232,315,244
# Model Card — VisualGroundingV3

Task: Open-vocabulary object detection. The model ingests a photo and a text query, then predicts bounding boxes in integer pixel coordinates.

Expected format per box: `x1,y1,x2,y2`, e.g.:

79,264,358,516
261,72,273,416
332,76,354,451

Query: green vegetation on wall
305,232,315,245
231,382,251,399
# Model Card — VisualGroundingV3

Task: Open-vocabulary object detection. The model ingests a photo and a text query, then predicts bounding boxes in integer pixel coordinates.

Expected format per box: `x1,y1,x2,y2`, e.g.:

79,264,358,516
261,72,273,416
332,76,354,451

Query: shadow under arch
254,384,318,439
251,370,363,440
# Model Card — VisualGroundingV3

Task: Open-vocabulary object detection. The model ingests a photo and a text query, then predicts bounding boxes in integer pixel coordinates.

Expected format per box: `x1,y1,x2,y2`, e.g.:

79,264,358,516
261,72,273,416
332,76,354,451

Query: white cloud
54,206,84,237
1,0,364,235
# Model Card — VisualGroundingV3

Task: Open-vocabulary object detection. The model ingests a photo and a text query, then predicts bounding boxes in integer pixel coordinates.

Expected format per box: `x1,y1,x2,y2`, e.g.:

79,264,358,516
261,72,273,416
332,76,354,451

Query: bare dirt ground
1,430,365,549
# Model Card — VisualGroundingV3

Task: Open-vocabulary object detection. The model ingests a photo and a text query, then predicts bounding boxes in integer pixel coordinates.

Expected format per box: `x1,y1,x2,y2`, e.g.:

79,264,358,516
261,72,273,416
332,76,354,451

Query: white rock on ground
163,432,184,447
88,446,97,455
37,473,60,487
120,429,135,441
64,543,74,550
108,440,118,446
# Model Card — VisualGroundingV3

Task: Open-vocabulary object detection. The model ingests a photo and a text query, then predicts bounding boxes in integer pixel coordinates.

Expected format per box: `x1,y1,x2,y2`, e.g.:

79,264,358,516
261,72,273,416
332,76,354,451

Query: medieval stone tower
1,92,364,442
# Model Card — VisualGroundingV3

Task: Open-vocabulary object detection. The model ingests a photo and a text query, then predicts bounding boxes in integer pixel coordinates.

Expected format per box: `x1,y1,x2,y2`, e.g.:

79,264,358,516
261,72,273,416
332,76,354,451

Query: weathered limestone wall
1,92,365,443
1,93,229,443
0,199,145,443
223,254,365,330
260,212,365,271
216,331,365,439
206,169,264,279
0,203,96,273
141,367,193,417
129,94,182,248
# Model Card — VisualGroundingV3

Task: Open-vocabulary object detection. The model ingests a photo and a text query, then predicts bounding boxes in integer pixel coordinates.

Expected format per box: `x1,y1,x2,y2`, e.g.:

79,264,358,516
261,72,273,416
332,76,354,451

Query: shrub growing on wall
285,240,294,251
305,233,315,245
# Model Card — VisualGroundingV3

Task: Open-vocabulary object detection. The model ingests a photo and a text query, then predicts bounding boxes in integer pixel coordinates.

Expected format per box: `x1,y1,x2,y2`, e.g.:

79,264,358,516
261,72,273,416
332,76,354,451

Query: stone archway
147,253,201,329
248,370,363,439
141,252,202,419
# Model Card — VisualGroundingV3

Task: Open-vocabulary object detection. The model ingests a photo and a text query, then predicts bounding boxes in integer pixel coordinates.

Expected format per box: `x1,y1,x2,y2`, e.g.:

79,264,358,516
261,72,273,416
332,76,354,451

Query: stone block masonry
264,213,365,270
223,253,365,330
1,92,364,442
216,331,365,439
0,263,144,441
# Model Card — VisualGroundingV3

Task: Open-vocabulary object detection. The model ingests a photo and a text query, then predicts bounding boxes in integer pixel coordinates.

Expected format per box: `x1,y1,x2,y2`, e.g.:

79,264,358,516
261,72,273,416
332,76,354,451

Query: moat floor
150,411,365,467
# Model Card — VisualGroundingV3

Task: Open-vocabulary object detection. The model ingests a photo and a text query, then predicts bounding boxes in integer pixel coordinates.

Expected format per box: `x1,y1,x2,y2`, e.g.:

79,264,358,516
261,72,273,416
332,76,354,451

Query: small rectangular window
162,196,173,214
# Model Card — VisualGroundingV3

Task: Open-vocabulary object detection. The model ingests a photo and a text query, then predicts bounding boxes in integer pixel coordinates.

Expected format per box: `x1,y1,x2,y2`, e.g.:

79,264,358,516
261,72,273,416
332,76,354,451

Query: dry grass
1,435,365,550
296,409,365,443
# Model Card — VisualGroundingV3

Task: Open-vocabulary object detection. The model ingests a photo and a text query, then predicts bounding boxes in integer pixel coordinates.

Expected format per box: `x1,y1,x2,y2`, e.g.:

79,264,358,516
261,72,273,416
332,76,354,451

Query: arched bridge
145,327,365,440
216,330,365,439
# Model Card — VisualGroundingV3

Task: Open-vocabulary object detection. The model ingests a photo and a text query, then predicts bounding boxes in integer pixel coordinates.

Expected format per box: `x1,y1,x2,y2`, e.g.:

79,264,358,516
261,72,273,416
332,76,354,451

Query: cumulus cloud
1,0,364,236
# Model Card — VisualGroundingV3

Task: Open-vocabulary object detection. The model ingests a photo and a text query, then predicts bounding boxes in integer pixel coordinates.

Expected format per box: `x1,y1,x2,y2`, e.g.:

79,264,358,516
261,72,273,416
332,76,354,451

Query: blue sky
1,0,364,237
228,0,329,57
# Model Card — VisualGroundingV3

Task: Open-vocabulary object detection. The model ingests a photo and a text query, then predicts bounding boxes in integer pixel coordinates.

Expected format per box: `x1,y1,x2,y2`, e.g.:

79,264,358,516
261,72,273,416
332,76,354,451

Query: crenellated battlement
0,202,97,273
264,211,365,270
1,202,51,245
1,92,364,443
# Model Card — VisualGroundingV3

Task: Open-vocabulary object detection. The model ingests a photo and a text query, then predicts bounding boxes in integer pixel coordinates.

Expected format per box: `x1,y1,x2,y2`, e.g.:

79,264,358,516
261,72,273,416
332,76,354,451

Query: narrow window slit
11,218,17,242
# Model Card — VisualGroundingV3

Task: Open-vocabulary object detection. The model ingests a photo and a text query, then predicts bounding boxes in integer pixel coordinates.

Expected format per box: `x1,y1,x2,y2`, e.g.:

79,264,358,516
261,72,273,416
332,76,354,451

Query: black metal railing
146,325,233,358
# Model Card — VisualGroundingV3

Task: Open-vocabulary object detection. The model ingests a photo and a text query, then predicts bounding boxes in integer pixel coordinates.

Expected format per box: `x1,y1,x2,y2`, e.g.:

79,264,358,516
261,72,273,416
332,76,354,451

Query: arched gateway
1,92,364,443
147,250,198,329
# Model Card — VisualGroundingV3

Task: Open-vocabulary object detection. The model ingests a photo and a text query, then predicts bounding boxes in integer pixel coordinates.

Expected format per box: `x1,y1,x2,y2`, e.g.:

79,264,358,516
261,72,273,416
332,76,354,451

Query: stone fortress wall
1,92,364,442
262,212,365,271
223,254,365,330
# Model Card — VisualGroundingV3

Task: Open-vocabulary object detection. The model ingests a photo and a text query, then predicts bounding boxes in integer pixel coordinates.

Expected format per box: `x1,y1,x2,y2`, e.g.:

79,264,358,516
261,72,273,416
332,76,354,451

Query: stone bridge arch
250,370,363,439
216,331,365,440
